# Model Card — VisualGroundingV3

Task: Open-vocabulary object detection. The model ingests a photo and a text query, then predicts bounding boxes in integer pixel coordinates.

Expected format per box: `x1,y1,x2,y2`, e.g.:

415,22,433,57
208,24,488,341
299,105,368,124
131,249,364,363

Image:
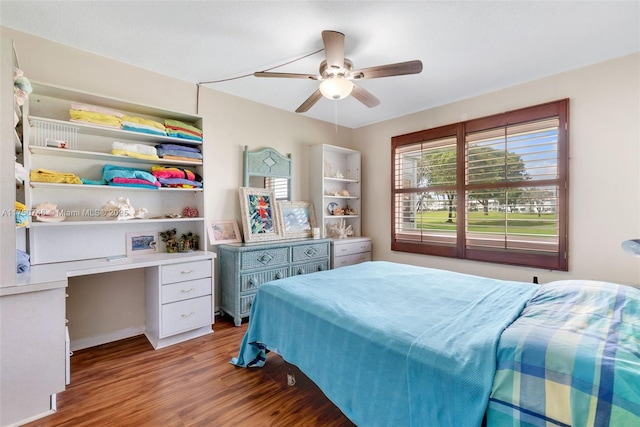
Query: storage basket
31,118,78,149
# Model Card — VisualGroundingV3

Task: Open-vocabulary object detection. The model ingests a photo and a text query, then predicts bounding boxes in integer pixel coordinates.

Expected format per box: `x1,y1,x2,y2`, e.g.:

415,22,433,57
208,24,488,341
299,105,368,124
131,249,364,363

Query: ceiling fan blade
322,30,345,72
351,84,380,108
254,71,320,80
295,89,323,113
351,60,423,80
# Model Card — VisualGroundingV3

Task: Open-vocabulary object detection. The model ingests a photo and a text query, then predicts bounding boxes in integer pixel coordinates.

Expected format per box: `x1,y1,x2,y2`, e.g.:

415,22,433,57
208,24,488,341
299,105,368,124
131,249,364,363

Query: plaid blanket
487,280,640,426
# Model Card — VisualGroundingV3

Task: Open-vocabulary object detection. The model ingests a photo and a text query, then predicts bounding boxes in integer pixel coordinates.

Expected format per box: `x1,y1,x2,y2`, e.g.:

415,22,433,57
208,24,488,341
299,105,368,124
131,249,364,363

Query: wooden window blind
392,99,569,270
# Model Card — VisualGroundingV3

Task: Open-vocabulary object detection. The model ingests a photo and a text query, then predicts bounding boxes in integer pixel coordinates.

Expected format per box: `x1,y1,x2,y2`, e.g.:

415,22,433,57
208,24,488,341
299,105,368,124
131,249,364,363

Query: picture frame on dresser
276,201,317,239
126,232,159,256
207,220,242,245
239,187,281,242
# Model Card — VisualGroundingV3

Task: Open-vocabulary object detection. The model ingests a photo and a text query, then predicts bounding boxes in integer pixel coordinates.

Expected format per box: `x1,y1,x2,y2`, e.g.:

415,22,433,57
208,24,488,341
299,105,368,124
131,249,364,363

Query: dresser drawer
161,295,212,337
292,242,329,263
162,277,211,304
240,267,289,292
161,260,212,284
334,252,372,268
239,293,256,317
240,248,289,270
334,240,372,256
292,260,329,275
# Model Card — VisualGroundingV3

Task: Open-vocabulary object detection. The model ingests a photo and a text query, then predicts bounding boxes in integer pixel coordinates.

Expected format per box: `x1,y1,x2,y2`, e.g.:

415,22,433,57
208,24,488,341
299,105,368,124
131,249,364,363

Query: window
391,99,569,270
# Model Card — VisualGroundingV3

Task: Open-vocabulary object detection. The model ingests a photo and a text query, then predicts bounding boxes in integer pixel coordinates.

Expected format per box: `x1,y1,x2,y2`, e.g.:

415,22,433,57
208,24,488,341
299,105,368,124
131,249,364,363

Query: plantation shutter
264,177,289,201
391,99,568,270
465,117,561,260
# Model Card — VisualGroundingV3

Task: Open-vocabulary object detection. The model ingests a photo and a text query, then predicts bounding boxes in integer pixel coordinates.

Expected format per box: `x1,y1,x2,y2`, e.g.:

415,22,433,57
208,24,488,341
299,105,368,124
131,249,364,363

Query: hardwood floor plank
23,315,355,427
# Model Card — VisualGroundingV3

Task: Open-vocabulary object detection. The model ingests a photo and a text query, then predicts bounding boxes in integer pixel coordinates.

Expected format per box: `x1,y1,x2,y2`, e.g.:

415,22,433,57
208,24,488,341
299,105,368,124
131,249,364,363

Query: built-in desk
0,251,216,427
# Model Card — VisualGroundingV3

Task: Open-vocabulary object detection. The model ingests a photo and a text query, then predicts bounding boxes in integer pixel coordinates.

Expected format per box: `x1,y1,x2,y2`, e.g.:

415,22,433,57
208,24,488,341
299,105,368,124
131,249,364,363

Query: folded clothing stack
151,166,203,188
15,201,28,227
121,115,166,136
17,249,30,273
112,141,159,161
155,143,202,163
30,168,83,184
103,164,160,189
164,119,203,142
70,103,123,129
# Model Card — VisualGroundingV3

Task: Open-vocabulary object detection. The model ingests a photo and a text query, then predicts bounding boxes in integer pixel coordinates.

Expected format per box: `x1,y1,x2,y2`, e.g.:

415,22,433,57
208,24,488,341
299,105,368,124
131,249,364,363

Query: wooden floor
24,315,356,427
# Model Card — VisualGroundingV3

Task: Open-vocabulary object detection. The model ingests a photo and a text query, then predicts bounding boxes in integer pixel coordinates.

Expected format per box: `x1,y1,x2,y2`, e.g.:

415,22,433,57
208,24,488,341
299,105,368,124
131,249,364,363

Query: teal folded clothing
166,130,203,142
122,124,167,136
102,164,156,184
81,178,108,185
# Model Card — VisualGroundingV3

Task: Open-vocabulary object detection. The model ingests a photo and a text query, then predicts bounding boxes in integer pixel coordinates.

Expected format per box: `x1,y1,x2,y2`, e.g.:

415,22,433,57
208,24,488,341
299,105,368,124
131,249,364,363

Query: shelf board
28,217,204,228
28,116,203,147
28,145,203,167
323,176,359,184
323,195,359,199
325,215,360,219
29,182,203,192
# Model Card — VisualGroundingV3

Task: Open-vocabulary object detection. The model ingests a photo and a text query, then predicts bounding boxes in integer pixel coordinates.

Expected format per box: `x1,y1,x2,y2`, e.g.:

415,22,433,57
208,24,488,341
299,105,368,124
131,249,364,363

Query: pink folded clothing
110,177,160,187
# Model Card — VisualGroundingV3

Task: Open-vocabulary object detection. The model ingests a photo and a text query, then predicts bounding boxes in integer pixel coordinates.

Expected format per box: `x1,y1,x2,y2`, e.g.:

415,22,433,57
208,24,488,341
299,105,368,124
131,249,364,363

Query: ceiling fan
253,30,423,113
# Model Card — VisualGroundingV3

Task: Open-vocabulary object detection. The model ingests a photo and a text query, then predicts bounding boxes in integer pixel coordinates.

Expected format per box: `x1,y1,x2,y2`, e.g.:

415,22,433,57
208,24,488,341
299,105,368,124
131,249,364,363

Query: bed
231,261,640,426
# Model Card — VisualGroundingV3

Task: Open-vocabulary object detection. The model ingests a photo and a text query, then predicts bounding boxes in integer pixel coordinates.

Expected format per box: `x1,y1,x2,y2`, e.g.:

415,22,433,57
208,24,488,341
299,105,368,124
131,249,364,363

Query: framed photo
276,201,317,239
207,220,242,245
126,232,158,256
239,187,282,242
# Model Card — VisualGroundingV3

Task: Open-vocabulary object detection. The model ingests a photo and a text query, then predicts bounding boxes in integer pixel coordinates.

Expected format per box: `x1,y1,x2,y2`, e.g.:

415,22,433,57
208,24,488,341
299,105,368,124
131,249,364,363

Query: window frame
391,99,569,270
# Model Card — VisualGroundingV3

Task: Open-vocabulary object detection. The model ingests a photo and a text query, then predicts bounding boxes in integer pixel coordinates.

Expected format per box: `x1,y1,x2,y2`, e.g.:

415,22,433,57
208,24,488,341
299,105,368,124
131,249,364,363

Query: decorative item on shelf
13,68,32,107
326,219,354,239
182,206,199,218
178,232,199,252
327,202,338,215
324,159,333,177
126,232,159,256
333,206,345,216
134,208,147,219
335,171,344,179
160,228,178,253
32,202,65,223
345,206,357,215
340,189,350,197
100,197,135,220
621,239,640,256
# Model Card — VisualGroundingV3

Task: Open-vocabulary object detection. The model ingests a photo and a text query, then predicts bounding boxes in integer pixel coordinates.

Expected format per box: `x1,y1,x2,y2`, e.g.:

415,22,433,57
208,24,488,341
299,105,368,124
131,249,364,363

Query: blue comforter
232,261,538,426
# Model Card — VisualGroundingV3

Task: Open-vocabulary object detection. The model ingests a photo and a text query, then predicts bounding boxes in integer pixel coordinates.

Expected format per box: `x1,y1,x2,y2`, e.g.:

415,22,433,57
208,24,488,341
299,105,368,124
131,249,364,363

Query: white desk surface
1,251,216,297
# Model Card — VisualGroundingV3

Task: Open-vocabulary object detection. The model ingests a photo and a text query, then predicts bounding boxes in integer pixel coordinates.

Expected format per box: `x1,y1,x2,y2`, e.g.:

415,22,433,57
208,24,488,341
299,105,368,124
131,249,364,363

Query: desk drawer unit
146,257,214,349
331,237,372,269
219,238,332,326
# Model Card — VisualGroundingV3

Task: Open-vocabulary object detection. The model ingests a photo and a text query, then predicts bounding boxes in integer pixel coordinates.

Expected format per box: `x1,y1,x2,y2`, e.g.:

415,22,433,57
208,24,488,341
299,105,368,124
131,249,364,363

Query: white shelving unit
22,82,207,264
310,144,362,238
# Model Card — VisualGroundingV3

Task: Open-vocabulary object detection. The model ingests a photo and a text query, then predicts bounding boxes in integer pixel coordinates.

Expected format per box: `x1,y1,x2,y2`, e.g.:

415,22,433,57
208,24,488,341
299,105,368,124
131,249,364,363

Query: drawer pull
297,268,305,275
248,278,257,287
340,248,348,252
317,265,325,271
181,311,195,318
180,287,195,293
304,247,318,257
180,269,195,275
275,272,282,279
257,253,273,264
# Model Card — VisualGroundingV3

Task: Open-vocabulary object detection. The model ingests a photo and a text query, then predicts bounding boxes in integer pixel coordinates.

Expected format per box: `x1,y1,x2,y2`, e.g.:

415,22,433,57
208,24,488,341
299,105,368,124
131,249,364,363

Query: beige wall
354,53,640,286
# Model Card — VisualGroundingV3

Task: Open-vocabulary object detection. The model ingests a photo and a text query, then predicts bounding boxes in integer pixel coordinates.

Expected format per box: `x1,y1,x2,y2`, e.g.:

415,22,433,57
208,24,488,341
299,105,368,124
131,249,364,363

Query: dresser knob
248,278,257,287
297,268,304,275
275,272,282,279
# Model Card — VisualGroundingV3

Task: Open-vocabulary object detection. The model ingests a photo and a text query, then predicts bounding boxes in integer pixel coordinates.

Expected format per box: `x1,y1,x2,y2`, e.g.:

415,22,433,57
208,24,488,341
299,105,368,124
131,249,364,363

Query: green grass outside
414,211,558,235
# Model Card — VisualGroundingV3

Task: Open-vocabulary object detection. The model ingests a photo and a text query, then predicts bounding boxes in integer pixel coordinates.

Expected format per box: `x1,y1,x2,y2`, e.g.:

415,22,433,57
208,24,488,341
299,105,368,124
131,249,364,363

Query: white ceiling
1,1,639,129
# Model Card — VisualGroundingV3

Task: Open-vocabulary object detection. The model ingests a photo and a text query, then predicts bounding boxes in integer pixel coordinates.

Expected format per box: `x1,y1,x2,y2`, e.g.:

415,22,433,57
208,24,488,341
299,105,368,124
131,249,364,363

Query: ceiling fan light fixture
319,77,354,100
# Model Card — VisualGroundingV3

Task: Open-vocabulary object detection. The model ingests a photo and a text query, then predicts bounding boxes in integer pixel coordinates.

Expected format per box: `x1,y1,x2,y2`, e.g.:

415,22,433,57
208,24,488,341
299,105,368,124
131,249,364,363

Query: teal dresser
219,238,331,326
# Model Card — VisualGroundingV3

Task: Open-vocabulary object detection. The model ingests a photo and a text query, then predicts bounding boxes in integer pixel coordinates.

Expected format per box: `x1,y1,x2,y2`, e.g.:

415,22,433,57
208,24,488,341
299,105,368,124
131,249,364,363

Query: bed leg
287,369,296,386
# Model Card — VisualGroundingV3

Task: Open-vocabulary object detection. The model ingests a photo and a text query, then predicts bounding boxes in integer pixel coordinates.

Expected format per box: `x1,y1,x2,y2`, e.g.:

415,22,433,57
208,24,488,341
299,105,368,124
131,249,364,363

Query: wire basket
31,118,78,149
